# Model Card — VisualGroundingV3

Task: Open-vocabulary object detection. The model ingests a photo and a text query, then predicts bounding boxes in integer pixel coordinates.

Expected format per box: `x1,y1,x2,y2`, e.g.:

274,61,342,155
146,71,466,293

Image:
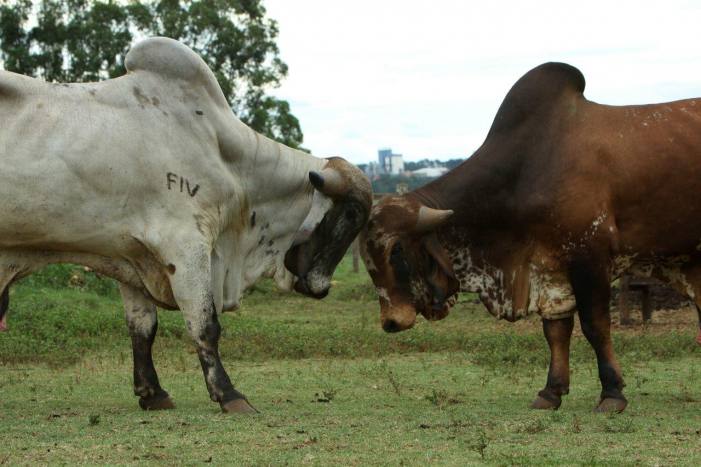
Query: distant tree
0,0,304,149
403,160,422,172
444,158,466,170
371,174,433,193
404,157,465,172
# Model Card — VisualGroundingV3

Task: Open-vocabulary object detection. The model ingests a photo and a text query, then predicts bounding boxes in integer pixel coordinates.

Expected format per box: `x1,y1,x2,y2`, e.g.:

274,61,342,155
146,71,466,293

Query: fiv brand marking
166,172,200,197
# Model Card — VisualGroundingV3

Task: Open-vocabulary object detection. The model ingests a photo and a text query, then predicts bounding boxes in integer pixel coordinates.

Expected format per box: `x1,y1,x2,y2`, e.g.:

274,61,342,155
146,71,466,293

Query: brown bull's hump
487,62,586,137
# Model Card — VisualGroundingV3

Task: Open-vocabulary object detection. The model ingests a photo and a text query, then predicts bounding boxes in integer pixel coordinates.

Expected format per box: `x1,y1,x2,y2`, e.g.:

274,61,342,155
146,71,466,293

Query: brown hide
363,62,701,327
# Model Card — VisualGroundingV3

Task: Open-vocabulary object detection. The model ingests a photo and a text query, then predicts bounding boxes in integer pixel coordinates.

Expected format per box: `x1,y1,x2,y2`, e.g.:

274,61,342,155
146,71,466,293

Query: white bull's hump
125,37,228,108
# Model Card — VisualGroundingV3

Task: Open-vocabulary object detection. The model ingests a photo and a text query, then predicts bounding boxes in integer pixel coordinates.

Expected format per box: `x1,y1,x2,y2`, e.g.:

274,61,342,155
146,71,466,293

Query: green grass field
1,257,700,465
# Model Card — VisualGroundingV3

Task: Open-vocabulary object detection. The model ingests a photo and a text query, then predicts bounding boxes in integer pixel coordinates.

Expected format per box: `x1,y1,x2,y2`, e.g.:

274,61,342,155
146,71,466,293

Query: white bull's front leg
164,239,257,414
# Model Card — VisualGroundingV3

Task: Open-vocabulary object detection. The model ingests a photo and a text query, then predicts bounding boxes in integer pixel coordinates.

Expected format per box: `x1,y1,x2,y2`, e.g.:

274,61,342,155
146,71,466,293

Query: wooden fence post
641,286,652,323
618,275,632,325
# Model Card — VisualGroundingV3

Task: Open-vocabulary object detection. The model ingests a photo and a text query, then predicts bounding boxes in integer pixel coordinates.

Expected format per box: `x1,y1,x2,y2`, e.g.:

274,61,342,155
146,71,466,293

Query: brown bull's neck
411,145,522,229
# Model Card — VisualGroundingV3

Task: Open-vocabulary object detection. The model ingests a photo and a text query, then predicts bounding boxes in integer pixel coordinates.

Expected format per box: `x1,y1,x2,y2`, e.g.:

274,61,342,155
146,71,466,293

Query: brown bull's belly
460,254,701,322
454,260,577,321
481,276,576,321
527,269,577,320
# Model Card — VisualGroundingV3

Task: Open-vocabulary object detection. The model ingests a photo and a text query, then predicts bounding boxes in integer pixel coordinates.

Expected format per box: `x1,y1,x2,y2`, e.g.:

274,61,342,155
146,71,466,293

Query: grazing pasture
1,257,700,464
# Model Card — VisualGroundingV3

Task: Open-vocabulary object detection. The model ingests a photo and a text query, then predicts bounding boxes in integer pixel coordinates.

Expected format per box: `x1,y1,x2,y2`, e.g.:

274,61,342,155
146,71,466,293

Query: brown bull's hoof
594,397,627,413
530,395,560,410
221,398,258,414
139,393,176,411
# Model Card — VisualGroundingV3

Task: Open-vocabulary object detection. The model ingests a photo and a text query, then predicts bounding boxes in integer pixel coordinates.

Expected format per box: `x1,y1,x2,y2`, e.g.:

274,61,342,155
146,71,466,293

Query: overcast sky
265,0,701,164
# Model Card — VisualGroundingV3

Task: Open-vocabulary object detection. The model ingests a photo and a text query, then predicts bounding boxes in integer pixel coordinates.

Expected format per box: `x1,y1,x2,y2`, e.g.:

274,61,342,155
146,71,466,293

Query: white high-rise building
377,148,404,174
389,154,404,174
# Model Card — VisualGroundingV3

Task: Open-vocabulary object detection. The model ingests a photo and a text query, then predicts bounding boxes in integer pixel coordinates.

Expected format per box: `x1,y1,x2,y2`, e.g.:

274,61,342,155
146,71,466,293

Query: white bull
0,37,371,413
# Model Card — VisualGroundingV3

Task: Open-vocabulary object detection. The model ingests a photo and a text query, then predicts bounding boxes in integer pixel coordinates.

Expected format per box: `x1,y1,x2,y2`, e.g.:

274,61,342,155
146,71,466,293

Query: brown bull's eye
389,242,411,284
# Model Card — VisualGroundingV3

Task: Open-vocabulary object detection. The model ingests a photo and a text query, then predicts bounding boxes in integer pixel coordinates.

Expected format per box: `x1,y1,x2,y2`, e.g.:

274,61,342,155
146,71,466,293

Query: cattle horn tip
415,206,454,232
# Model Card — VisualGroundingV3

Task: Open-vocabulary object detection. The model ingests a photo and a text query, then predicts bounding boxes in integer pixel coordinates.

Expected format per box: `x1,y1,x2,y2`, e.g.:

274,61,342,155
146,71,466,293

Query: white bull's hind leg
120,284,175,410
165,242,257,414
0,285,9,331
695,305,701,346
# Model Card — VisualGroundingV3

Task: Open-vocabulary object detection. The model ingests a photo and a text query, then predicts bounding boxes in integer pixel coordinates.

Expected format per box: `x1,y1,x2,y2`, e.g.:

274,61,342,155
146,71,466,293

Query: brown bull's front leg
569,258,627,413
531,316,574,410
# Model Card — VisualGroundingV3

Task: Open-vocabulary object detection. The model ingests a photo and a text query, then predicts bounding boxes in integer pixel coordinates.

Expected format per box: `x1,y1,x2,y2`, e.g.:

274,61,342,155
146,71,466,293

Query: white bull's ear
414,206,454,232
309,168,348,197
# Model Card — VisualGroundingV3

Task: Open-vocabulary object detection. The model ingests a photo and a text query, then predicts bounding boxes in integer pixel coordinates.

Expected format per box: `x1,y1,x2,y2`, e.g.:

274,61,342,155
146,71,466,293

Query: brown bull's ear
423,234,460,297
423,234,456,279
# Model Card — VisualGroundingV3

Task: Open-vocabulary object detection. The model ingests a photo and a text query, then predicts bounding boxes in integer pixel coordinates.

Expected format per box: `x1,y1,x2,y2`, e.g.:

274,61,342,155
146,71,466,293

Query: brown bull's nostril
382,319,402,333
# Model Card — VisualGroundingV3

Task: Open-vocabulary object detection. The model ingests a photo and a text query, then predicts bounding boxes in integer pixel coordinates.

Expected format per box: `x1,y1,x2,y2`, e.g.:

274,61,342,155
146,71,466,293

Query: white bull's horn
415,206,454,232
309,168,348,197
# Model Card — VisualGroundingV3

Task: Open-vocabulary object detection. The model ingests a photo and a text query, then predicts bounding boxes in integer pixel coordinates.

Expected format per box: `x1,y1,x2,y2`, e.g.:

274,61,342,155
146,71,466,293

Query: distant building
378,148,392,173
389,154,404,174
376,148,404,175
365,161,381,178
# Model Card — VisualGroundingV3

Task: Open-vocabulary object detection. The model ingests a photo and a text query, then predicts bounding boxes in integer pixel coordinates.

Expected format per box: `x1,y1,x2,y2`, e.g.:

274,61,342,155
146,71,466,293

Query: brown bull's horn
309,168,348,197
415,206,454,232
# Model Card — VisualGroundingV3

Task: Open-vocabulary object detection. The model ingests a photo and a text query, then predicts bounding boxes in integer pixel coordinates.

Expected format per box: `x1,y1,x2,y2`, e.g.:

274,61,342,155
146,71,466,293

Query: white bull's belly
0,248,177,309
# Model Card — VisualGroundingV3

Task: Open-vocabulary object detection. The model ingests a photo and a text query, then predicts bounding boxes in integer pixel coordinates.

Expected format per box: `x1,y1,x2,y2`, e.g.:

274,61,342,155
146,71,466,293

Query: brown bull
361,62,701,412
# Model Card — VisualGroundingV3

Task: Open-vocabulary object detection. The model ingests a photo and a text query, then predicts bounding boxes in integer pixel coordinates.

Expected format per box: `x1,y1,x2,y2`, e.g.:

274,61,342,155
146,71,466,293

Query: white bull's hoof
221,398,258,414
594,397,627,413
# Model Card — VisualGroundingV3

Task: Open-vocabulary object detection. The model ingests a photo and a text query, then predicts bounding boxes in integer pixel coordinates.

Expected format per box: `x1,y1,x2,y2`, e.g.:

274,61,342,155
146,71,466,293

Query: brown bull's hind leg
531,316,574,410
569,259,627,413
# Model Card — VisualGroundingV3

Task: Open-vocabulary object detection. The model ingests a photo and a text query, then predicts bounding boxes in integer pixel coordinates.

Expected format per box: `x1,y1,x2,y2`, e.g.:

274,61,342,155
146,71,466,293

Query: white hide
0,37,331,313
